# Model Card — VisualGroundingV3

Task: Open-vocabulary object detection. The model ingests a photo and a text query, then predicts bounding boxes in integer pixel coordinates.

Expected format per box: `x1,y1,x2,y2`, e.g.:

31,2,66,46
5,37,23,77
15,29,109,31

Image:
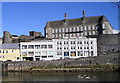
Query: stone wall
89,34,120,55
2,53,119,71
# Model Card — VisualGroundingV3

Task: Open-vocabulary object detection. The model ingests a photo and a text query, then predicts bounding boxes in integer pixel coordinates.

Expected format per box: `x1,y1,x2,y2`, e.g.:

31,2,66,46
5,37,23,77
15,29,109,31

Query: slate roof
45,15,108,28
0,43,20,49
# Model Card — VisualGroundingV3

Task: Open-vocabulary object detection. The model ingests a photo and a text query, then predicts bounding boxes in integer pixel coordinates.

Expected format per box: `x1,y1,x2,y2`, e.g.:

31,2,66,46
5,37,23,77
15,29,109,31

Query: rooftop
0,43,19,49
45,15,108,28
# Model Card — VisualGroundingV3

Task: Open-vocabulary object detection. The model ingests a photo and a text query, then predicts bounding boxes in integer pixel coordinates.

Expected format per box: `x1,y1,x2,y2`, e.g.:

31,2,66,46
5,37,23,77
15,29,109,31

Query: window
6,50,8,53
92,25,95,30
91,51,94,56
87,47,89,49
102,24,105,29
91,46,93,49
71,46,75,50
88,26,91,30
77,33,79,36
57,42,59,45
64,47,66,50
62,28,64,32
91,41,93,44
28,51,34,56
22,45,27,49
73,34,75,37
93,31,95,35
35,51,41,55
57,41,62,45
48,51,53,55
59,28,61,33
42,56,47,58
66,28,68,32
41,45,47,49
71,41,75,44
0,50,1,53
77,27,79,31
56,34,58,38
73,27,76,32
52,29,54,33
84,26,86,30
28,45,34,49
80,47,82,49
48,56,53,58
78,51,83,56
64,52,69,56
12,49,14,52
60,47,62,50
71,51,76,56
87,41,89,44
89,32,91,35
59,34,61,37
64,41,68,45
57,51,62,56
48,45,53,48
35,45,40,49
70,27,72,32
56,29,58,33
22,51,27,55
85,32,87,36
81,27,83,31
60,42,62,45
42,51,47,55
17,57,19,60
52,34,54,38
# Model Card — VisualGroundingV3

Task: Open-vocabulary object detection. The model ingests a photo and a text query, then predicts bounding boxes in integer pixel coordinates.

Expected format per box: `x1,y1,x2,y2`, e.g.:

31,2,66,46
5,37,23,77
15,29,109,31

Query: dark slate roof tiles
0,43,20,49
45,15,108,28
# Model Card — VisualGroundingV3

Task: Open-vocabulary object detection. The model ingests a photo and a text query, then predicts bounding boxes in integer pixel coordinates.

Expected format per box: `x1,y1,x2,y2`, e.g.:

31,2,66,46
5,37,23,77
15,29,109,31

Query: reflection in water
2,71,119,81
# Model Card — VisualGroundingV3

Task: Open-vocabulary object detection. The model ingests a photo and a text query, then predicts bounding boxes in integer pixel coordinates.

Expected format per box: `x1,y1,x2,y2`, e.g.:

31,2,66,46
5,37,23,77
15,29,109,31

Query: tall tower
2,31,12,43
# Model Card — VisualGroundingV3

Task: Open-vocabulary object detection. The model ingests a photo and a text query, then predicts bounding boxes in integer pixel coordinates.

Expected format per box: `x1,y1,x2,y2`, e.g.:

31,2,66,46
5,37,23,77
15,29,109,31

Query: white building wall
20,37,97,61
53,37,97,59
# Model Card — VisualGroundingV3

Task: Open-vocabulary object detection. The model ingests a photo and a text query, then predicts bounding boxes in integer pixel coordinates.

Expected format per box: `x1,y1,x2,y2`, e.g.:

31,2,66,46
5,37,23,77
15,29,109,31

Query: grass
31,64,120,71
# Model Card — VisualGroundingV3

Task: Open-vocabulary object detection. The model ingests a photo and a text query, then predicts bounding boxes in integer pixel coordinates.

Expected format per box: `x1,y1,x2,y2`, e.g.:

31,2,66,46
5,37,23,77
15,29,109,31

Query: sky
1,2,118,37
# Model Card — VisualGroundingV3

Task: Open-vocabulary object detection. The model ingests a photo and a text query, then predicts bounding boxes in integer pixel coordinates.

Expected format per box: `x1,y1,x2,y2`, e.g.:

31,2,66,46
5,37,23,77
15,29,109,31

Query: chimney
82,11,85,18
64,13,68,20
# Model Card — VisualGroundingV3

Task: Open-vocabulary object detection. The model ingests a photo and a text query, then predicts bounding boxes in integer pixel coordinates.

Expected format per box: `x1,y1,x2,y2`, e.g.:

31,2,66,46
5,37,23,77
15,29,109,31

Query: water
2,71,119,82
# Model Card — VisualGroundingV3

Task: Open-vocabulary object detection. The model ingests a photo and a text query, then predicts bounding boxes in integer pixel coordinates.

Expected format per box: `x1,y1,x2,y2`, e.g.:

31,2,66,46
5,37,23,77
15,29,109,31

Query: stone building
0,37,2,44
44,11,113,39
2,31,43,44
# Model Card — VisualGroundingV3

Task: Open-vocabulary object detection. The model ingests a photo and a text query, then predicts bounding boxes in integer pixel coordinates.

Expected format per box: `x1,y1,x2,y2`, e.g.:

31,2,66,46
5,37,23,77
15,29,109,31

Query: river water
1,71,119,82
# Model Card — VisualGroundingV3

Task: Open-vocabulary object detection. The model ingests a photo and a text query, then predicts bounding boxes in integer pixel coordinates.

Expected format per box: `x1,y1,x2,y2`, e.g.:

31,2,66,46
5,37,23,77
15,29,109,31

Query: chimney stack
64,13,67,20
82,11,86,18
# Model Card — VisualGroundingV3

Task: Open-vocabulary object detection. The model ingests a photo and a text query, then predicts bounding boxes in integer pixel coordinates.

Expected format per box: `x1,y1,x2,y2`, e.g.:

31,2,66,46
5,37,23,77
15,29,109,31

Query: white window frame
56,29,58,33
59,28,61,33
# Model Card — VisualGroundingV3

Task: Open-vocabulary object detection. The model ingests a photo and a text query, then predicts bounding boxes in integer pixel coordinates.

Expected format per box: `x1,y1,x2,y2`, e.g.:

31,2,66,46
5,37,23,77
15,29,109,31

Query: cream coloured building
0,43,20,61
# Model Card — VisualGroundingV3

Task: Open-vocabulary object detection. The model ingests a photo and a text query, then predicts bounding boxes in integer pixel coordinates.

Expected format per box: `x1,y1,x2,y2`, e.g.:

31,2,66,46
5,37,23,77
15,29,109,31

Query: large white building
20,37,97,61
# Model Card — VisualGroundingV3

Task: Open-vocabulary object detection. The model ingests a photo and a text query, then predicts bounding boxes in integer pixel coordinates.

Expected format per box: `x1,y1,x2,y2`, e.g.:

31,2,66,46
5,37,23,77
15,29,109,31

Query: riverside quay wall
2,53,119,72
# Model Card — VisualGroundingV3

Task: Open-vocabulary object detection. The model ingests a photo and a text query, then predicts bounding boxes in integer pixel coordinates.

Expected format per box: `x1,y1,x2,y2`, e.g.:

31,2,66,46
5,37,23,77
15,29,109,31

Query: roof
0,43,20,49
45,15,108,28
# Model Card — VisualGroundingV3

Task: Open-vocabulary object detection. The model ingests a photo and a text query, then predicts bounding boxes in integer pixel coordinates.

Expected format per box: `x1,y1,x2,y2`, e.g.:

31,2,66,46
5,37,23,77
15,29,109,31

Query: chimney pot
64,13,67,20
82,11,85,17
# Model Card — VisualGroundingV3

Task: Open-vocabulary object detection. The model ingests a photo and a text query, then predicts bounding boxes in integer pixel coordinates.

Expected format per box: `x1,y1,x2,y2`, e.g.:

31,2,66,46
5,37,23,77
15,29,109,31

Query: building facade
20,37,97,61
0,43,20,61
45,12,113,39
